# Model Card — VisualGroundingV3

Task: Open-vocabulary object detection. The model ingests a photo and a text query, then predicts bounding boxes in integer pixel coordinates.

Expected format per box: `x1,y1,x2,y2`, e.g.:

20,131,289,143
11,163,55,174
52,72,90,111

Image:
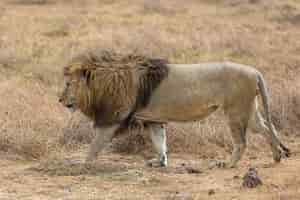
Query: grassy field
0,0,300,199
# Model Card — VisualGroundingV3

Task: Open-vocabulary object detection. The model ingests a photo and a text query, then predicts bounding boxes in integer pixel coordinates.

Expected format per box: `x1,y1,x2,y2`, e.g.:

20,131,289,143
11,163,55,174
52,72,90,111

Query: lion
59,50,290,168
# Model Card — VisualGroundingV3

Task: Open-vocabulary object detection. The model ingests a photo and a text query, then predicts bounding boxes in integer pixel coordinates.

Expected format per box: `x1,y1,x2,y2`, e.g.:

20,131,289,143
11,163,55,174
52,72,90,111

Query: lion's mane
64,50,169,126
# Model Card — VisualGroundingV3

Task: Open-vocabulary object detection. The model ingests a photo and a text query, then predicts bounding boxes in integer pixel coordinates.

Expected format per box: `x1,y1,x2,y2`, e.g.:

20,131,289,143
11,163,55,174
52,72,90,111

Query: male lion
59,50,290,168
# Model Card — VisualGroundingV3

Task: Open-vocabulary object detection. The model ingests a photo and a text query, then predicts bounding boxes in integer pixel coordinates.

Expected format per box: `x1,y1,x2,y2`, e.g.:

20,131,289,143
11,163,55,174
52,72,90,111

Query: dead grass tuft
112,127,152,154
0,77,68,159
59,114,95,148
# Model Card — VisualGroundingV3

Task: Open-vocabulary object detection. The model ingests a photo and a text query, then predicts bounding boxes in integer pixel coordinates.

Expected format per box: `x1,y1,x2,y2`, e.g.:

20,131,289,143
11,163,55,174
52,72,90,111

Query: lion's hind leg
210,115,249,169
215,101,254,169
226,117,248,168
249,108,290,162
210,106,250,169
146,123,168,167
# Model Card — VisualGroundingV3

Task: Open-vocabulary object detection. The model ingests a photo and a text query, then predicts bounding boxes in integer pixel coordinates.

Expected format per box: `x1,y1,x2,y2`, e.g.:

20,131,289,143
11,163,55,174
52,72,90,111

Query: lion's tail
257,72,290,154
257,73,272,126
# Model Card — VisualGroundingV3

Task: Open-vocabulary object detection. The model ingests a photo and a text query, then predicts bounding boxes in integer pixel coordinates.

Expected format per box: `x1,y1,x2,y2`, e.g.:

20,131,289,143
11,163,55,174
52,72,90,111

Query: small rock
79,176,86,181
176,163,202,174
233,175,240,179
185,167,202,174
249,156,257,160
242,168,262,188
208,189,215,195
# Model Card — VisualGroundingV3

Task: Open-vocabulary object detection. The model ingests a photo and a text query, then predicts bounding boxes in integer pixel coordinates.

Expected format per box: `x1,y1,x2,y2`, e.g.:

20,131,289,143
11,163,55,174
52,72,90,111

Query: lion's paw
281,148,291,159
146,158,167,168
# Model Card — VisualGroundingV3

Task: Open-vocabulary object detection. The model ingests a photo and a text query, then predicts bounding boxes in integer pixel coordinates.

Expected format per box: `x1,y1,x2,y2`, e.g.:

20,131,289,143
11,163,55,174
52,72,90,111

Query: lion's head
59,63,82,112
59,50,169,127
59,51,139,125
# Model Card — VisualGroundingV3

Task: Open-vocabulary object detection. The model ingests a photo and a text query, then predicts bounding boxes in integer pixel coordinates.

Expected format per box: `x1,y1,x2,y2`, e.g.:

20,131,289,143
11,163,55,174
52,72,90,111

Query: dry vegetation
0,0,300,199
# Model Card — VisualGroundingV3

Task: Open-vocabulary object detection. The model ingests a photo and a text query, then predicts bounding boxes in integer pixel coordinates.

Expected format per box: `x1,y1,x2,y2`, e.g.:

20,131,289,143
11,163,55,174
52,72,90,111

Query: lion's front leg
85,124,118,163
146,123,168,167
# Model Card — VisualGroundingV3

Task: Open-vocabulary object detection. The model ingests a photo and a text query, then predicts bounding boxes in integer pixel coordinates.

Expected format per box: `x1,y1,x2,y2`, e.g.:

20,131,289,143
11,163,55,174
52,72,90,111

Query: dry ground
1,142,300,200
0,0,300,199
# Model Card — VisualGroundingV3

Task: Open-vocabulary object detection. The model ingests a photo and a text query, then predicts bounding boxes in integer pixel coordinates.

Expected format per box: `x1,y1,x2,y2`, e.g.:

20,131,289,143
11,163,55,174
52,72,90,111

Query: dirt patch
0,148,300,200
29,158,131,176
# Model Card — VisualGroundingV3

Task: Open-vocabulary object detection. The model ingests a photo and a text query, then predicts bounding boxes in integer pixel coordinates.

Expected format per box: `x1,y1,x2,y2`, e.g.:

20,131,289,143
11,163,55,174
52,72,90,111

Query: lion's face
59,74,78,111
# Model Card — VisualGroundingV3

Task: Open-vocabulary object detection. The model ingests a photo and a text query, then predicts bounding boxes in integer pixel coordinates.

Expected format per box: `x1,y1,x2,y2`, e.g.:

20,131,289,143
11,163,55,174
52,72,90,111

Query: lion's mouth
66,104,76,112
66,104,73,108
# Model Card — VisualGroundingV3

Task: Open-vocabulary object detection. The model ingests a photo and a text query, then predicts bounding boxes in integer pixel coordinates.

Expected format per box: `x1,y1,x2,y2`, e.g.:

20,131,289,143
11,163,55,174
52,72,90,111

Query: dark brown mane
135,58,169,109
65,50,169,127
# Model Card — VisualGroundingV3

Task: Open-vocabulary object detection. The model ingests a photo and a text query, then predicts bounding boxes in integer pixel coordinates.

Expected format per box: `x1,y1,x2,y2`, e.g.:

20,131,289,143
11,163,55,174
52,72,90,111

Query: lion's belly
134,103,219,122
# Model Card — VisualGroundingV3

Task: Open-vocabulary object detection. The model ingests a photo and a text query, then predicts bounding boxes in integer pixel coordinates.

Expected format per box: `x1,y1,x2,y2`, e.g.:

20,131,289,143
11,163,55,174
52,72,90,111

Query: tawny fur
59,50,290,168
134,62,290,167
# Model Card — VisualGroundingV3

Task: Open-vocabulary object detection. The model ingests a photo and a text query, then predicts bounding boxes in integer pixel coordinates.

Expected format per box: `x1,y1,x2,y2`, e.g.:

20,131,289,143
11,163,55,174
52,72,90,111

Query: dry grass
0,77,68,159
0,0,299,160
